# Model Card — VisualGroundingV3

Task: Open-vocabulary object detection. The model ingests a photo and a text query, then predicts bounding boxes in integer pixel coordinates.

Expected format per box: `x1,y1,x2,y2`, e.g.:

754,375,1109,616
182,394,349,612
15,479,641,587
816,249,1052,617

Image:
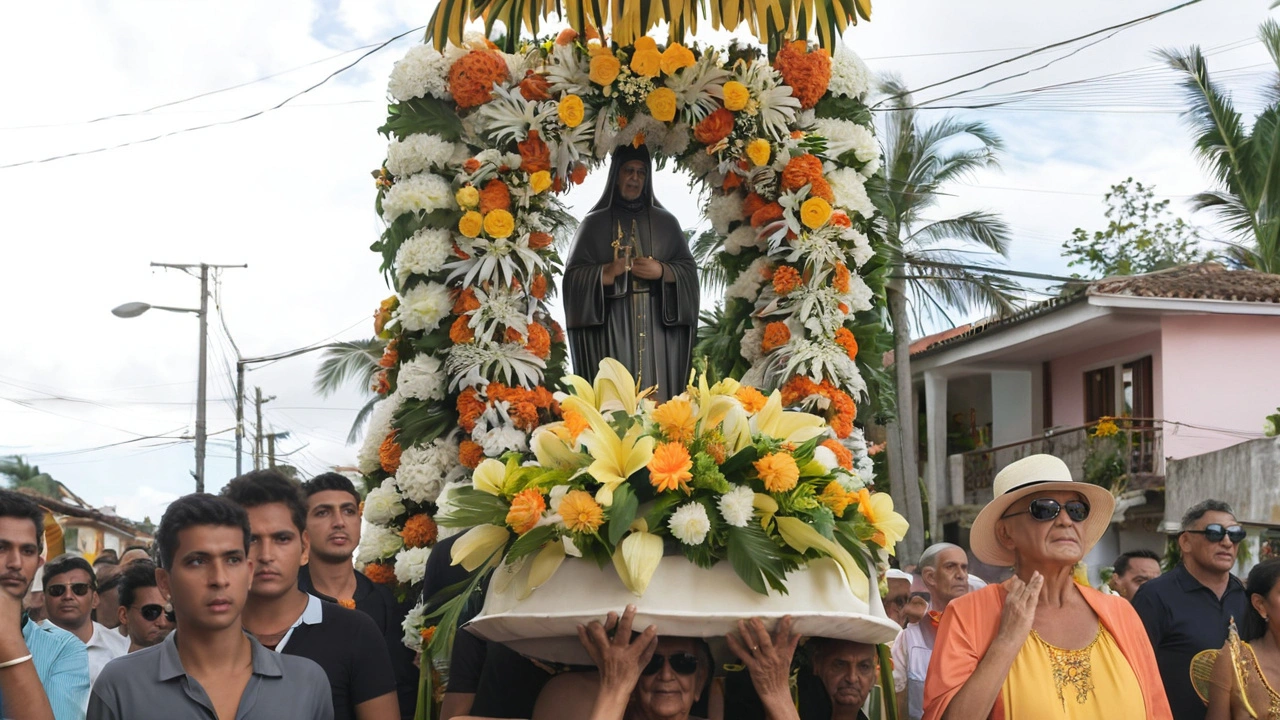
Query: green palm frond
904,212,1013,257
0,456,59,497
691,228,729,294
313,339,385,398
345,397,382,445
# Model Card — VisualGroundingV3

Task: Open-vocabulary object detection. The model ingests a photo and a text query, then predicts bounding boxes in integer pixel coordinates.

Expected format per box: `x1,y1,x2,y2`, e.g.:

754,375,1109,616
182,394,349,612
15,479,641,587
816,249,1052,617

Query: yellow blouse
1001,625,1147,719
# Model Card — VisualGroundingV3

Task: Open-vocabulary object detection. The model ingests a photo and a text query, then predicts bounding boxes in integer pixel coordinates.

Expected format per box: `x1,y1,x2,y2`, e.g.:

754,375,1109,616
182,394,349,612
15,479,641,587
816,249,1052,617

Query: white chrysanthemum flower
356,393,404,474
829,44,872,100
355,522,403,567
401,603,427,652
843,273,874,312
395,227,454,284
396,282,451,333
397,354,447,402
859,154,882,178
723,225,759,256
503,49,533,80
717,485,756,528
740,325,765,363
396,438,457,504
828,167,877,221
812,445,839,474
707,193,744,235
846,123,879,164
669,502,711,545
842,227,875,268
387,45,454,102
386,133,459,178
363,479,406,526
394,546,431,585
381,173,455,223
856,456,875,486
726,257,770,301
811,118,871,161
472,405,529,455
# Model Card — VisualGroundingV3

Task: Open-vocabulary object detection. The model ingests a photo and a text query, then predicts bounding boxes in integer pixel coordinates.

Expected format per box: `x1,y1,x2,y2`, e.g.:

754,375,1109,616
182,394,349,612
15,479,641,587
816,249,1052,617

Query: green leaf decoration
814,95,872,125
507,524,557,563
608,483,639,546
719,445,759,477
642,493,682,533
726,523,792,595
436,487,509,528
378,97,464,141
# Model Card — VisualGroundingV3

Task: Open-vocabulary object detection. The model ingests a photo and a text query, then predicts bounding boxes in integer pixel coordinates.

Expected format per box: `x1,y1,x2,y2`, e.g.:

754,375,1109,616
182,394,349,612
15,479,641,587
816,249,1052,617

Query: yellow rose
529,170,551,194
633,37,658,53
558,94,585,128
589,53,621,86
660,43,696,75
646,87,678,123
746,138,772,167
483,209,515,238
455,185,479,209
722,81,750,112
630,48,662,77
801,197,833,229
458,210,483,238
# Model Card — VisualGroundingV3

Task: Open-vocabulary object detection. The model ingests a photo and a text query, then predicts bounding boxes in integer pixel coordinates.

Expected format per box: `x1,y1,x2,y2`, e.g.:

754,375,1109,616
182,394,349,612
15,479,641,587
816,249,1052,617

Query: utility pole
235,360,245,475
253,387,275,471
267,433,276,468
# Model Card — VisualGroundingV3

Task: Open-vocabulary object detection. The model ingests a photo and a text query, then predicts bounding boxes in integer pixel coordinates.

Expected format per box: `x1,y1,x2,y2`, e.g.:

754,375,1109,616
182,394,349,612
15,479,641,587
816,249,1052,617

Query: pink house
903,264,1280,575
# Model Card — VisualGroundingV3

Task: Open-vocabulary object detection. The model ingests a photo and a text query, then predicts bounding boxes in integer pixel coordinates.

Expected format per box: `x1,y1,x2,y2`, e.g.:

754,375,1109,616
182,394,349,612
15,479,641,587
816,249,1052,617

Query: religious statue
563,145,699,400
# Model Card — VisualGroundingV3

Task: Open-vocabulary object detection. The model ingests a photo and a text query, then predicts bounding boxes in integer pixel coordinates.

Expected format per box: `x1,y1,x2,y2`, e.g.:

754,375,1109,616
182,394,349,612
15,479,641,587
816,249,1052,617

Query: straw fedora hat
969,454,1115,567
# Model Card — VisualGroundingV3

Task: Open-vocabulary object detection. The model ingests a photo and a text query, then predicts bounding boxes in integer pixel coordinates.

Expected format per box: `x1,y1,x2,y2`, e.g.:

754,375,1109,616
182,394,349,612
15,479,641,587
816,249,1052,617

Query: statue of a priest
563,145,699,400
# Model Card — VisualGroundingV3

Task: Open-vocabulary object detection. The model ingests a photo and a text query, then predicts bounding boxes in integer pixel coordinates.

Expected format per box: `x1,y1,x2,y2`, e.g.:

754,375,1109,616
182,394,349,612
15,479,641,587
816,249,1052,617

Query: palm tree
312,339,386,444
877,76,1020,563
0,456,60,497
1159,20,1280,273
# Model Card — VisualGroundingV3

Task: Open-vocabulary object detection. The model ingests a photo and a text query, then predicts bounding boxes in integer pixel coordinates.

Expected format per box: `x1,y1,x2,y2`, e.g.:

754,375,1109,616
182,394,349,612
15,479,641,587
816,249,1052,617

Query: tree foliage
0,456,59,497
1063,178,1214,278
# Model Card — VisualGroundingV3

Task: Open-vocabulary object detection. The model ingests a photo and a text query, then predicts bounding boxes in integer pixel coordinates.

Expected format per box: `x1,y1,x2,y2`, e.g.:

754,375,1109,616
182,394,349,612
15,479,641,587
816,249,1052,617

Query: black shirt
299,565,419,719
724,668,876,720
280,597,397,720
1132,564,1248,720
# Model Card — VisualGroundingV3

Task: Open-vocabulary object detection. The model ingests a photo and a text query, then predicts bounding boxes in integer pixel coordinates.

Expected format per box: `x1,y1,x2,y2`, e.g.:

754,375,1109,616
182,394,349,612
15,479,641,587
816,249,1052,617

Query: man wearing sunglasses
1133,499,1249,720
40,554,129,687
114,561,171,652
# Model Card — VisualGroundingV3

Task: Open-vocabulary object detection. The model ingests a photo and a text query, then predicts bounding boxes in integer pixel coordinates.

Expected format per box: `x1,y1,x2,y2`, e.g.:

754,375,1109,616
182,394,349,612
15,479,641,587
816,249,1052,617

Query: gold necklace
1032,630,1100,708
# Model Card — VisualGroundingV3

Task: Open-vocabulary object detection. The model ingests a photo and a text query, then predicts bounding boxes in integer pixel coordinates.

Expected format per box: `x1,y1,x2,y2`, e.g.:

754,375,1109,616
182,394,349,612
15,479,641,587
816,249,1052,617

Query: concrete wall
1161,314,1280,459
1165,437,1280,528
991,370,1034,447
1048,331,1162,428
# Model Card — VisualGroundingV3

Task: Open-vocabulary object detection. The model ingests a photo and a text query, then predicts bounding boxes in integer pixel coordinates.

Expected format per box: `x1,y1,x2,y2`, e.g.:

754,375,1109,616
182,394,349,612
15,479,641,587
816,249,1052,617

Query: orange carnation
530,274,548,300
362,562,397,586
401,513,439,548
525,322,551,358
448,50,509,109
774,41,832,110
742,192,767,218
694,107,735,146
459,439,485,469
528,232,553,250
519,71,551,101
830,210,852,228
453,287,481,314
781,154,825,193
773,265,802,296
518,130,552,174
833,262,850,293
834,327,859,360
754,452,800,493
463,158,481,173
821,438,854,470
379,434,402,474
457,387,486,433
479,179,511,214
509,401,540,431
750,202,784,228
809,177,834,203
648,442,694,494
762,322,791,352
736,386,768,413
570,163,588,185
450,315,475,344
781,375,820,405
506,488,547,535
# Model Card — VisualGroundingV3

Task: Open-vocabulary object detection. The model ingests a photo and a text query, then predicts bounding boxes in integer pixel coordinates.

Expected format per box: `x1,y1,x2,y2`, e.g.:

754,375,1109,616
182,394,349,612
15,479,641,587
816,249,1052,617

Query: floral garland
355,28,890,668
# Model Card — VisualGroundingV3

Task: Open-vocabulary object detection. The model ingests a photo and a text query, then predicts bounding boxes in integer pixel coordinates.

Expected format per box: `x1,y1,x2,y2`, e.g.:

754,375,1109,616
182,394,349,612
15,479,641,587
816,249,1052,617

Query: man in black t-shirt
222,470,399,720
300,473,419,719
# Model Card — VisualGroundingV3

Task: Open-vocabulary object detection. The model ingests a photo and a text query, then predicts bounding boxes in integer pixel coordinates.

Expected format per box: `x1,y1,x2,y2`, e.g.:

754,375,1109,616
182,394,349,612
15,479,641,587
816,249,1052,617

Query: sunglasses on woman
45,583,93,598
1184,523,1247,545
1000,498,1090,523
642,652,699,676
137,604,176,623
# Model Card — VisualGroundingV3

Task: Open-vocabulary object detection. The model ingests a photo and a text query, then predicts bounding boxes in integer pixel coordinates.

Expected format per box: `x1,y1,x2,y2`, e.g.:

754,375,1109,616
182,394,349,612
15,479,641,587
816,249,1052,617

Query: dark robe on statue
563,146,699,400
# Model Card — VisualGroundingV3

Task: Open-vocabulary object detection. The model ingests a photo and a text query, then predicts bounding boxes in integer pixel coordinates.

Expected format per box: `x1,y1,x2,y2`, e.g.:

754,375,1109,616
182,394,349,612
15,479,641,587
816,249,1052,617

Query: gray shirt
86,631,333,720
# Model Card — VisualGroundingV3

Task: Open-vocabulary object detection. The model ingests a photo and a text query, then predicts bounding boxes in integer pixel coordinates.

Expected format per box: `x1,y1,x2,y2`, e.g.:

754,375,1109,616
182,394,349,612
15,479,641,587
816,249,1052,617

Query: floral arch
353,22,900,714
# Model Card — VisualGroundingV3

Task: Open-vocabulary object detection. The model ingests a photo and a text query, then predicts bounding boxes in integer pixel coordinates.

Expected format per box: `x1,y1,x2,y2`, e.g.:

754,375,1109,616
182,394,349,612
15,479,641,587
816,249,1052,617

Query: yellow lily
775,516,868,601
856,489,909,556
473,458,506,496
562,395,654,506
753,493,779,530
531,424,587,471
612,525,664,596
451,524,510,572
563,358,648,415
691,372,738,432
752,390,826,444
520,540,567,599
720,404,754,455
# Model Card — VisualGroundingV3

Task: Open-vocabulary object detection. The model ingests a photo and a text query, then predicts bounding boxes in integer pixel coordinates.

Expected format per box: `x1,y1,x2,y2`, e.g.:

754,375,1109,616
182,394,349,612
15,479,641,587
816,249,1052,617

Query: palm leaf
313,339,385,397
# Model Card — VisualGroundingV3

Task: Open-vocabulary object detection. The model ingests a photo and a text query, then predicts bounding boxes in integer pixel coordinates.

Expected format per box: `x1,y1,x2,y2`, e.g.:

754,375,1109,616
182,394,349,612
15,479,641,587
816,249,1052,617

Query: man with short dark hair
891,543,968,720
41,554,129,686
88,493,332,720
0,490,88,720
1134,499,1249,720
93,565,123,631
1109,549,1162,601
114,562,171,652
222,470,398,720
299,472,418,719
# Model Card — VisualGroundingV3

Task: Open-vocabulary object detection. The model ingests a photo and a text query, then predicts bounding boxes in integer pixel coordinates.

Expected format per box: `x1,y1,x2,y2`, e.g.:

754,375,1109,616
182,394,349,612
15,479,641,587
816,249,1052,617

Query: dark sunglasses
1185,523,1247,545
642,652,699,676
1000,498,1090,523
46,583,92,598
137,604,175,622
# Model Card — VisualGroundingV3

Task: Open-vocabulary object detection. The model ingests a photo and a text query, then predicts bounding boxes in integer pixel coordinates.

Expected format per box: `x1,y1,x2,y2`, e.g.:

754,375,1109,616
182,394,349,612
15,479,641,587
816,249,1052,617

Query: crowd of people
0,452,1276,719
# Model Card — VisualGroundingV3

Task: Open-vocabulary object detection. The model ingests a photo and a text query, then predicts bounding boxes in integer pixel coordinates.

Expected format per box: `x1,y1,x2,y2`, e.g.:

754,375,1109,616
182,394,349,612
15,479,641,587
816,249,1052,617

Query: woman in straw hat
922,454,1171,719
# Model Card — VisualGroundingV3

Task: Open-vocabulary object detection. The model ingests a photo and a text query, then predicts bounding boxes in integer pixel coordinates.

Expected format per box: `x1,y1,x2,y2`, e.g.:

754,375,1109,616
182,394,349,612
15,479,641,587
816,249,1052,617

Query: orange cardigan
921,583,1172,720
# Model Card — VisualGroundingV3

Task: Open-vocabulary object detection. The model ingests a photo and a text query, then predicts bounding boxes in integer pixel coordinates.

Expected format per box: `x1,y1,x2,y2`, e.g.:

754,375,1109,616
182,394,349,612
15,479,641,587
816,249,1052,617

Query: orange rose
518,130,551,174
660,43,696,74
519,71,551,101
631,48,662,77
479,179,511,214
590,51,621,85
694,107,735,146
528,232,553,250
645,88,678,122
742,192,767,218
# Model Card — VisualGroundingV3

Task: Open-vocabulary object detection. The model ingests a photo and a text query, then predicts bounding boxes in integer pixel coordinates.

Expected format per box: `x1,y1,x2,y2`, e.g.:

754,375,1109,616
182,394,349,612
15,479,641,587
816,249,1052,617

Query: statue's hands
630,257,664,280
602,257,629,285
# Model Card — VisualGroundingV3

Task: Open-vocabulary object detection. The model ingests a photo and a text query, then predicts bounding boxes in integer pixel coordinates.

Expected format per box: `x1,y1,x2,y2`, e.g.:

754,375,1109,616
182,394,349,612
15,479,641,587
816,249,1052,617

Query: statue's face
618,159,647,201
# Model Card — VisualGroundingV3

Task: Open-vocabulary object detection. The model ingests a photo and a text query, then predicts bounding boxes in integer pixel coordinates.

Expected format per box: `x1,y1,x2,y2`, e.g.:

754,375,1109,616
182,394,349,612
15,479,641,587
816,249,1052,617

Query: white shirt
87,621,130,685
890,619,936,720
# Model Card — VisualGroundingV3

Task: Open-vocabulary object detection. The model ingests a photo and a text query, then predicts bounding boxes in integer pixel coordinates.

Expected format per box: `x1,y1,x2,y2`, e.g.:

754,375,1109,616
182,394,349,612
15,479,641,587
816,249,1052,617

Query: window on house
1083,367,1114,422
1123,356,1154,419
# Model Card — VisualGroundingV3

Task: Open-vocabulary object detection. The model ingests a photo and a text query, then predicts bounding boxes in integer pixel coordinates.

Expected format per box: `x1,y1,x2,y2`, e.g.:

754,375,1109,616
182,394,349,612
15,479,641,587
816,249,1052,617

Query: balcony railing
953,419,1165,505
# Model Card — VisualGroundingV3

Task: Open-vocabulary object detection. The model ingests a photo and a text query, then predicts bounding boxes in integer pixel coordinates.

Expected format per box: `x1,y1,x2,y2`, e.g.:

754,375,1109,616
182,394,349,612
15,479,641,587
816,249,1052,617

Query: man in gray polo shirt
88,494,332,720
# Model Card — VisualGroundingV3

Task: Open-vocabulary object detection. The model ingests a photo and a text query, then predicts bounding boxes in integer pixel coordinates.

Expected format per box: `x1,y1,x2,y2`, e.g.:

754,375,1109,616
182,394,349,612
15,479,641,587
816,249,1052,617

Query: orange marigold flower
754,452,800,493
750,202,784,228
723,172,743,192
506,488,547,535
458,387,486,433
453,287,481,314
774,41,832,109
448,50,509,109
560,490,604,533
528,232,554,250
504,327,524,344
378,340,399,368
338,598,357,609
401,513,440,548
372,370,390,395
781,154,825,193
449,315,475,344
421,625,437,644
518,130,552,174
648,442,693,494
827,386,857,438
833,262,851,293
550,319,566,343
830,211,852,228
563,408,589,441
705,441,727,465
780,375,820,405
838,302,850,314
362,562,397,586
773,265,802,296
819,480,855,516
530,274,548,300
694,107,735,146
571,163,588,185
742,192,767,219
379,433,402,474
834,327,859,361
459,439,485,469
761,322,791,352
525,322,551,359
509,401,540,431
651,398,696,443
809,177,834,203
479,179,512,215
736,386,768,413
821,438,854,470
518,71,551,101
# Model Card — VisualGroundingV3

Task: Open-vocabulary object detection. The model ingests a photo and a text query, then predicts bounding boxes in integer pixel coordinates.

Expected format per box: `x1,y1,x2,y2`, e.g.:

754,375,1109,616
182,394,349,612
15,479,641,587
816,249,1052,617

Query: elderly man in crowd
1133,500,1247,720
41,554,129,686
892,543,969,720
1109,549,1162,602
884,570,913,628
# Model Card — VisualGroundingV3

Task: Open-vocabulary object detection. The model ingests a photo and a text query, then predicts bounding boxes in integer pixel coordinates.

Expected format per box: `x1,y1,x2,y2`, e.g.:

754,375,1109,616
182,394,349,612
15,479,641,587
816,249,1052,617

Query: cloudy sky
0,0,1270,524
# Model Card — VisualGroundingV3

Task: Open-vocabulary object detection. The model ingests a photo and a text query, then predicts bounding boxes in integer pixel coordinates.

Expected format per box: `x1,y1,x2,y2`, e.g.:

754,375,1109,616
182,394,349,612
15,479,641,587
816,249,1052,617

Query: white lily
561,395,654,506
611,526,664,596
472,458,506,496
450,524,510,572
752,390,826,444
